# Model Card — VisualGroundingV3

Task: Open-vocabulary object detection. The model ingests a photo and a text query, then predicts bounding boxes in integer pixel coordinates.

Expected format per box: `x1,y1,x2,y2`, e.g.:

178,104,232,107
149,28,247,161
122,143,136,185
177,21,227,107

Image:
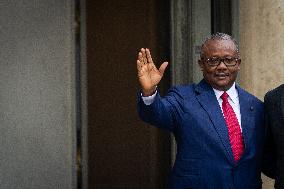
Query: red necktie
221,92,244,162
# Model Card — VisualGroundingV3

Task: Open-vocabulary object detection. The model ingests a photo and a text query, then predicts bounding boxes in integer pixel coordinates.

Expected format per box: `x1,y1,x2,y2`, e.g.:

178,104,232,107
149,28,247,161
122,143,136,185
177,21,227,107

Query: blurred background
0,0,283,188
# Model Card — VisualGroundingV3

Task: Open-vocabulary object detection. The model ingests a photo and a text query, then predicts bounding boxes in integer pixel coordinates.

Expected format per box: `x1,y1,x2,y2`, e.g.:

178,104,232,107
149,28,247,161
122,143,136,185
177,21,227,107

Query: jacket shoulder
167,84,196,99
237,85,263,105
265,84,284,101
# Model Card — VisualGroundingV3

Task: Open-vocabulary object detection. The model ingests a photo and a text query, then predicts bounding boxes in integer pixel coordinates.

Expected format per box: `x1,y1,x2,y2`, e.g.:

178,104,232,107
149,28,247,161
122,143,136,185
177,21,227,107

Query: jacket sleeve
262,92,276,179
137,87,183,132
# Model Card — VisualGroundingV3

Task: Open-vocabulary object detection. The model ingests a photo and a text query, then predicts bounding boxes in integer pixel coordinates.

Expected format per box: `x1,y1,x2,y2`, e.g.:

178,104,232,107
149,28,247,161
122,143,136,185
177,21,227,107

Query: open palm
137,48,168,96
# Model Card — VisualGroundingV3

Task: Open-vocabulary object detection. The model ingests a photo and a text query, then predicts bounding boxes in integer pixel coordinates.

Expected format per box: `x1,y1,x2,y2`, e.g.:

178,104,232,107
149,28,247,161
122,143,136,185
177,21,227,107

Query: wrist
142,86,157,97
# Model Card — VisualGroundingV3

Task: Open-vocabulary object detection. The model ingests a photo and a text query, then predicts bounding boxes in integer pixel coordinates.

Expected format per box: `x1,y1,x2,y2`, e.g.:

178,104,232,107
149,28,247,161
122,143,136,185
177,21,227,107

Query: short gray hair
200,32,239,58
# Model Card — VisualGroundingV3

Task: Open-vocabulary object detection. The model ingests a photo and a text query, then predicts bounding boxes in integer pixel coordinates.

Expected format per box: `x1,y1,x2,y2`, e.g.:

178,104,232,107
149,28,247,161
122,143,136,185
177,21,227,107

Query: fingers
145,48,153,64
137,59,142,71
138,51,142,63
137,48,159,73
141,48,147,65
137,48,146,71
137,48,152,65
137,59,150,77
159,62,168,76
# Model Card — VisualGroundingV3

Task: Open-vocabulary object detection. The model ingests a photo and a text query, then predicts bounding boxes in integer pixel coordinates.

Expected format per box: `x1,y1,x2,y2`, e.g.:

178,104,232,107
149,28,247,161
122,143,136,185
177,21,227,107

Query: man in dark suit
262,84,284,189
136,33,264,189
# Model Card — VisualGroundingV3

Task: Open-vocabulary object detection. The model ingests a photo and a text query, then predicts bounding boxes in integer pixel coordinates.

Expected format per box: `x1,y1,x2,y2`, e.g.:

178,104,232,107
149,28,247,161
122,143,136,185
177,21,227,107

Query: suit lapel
195,80,235,164
236,86,255,161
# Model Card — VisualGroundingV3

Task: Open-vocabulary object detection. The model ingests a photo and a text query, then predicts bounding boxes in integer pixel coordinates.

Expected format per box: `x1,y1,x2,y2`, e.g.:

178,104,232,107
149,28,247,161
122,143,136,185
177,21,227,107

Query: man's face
198,39,241,91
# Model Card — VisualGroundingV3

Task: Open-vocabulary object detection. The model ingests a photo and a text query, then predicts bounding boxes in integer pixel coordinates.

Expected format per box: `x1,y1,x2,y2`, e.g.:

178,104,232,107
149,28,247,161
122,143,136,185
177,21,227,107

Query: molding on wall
170,0,211,165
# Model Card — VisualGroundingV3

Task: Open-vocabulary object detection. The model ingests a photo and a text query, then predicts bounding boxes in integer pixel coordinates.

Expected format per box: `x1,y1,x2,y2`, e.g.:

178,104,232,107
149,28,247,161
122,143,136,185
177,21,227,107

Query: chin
205,77,233,91
214,81,232,91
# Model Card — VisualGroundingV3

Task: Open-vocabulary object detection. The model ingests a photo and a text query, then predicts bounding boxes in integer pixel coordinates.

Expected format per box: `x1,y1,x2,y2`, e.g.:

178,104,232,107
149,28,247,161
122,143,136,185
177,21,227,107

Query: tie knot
221,92,229,101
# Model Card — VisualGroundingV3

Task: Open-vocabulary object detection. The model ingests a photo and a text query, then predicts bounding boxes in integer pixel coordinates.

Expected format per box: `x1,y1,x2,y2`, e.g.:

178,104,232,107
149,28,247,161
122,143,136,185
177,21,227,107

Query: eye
225,57,233,61
210,57,219,60
211,58,220,64
209,57,219,62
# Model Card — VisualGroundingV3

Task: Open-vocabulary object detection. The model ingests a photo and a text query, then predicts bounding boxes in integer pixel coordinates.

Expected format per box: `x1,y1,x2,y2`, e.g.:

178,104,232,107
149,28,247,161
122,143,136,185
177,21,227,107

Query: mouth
215,73,229,79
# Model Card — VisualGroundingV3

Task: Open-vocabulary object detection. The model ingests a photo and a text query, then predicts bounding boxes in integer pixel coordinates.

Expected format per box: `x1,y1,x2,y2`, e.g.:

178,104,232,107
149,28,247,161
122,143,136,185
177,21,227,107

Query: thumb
159,62,168,76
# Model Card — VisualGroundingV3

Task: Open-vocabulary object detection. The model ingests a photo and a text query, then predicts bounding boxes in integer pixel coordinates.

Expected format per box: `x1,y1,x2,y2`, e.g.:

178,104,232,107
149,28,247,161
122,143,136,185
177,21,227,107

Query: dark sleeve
262,92,277,178
137,87,182,132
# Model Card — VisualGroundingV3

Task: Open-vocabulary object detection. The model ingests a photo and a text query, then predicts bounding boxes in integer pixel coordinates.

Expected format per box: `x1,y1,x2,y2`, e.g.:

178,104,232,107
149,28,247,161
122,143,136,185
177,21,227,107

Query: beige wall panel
240,1,284,188
240,0,284,100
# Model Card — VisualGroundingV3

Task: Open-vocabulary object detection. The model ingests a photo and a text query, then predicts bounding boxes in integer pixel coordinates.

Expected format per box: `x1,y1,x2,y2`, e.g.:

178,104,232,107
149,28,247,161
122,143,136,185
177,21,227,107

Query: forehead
202,39,238,57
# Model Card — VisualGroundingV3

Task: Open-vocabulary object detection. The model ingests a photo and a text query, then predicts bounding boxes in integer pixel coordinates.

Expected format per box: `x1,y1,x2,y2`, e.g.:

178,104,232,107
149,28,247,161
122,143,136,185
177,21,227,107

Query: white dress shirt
212,83,242,130
141,82,242,130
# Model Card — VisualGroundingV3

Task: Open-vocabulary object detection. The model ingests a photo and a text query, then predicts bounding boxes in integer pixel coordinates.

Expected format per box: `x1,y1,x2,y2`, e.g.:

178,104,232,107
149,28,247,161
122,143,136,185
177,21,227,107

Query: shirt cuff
141,90,157,105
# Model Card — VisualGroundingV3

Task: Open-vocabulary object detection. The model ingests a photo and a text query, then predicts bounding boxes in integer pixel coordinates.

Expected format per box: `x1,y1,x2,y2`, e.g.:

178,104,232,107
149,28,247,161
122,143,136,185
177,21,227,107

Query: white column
0,0,76,188
240,0,284,99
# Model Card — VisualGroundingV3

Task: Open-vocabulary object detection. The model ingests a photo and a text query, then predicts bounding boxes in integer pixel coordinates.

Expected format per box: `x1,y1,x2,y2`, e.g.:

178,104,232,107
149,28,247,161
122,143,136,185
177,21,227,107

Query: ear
237,59,241,70
198,59,204,71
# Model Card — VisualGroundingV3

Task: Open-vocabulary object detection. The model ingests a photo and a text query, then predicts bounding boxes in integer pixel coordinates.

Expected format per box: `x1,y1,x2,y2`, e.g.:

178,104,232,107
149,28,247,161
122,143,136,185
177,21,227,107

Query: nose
216,61,227,69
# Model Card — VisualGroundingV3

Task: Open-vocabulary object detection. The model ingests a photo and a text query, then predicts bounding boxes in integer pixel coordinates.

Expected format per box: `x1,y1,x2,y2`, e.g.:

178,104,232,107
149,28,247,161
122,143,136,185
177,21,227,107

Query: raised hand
137,48,168,96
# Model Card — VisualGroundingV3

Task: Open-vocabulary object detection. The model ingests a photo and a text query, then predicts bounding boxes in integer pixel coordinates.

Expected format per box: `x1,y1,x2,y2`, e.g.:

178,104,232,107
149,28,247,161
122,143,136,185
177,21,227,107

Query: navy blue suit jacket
138,80,264,189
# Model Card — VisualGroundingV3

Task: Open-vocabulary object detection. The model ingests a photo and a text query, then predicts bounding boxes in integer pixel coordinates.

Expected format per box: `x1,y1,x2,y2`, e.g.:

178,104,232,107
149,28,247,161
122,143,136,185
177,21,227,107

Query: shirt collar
212,83,238,104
